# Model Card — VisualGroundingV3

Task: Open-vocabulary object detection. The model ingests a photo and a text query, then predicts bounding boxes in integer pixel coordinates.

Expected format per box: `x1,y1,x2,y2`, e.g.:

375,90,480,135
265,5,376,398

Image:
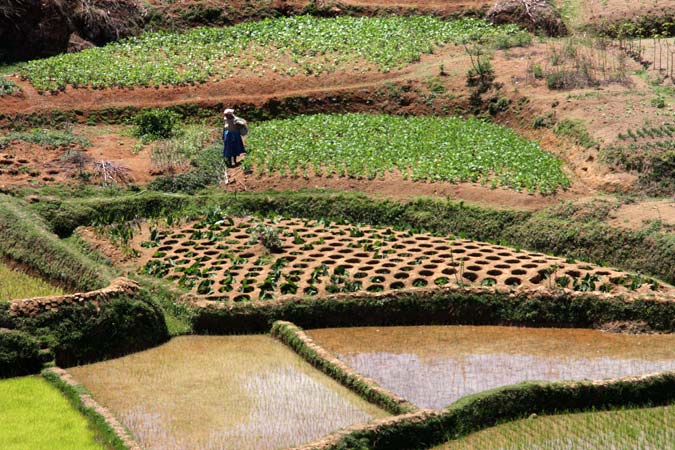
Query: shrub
0,329,44,378
554,119,597,148
651,97,666,109
0,77,21,96
532,113,556,129
531,63,543,79
6,293,169,367
148,141,225,194
466,55,495,94
488,97,510,115
133,109,180,140
546,70,567,89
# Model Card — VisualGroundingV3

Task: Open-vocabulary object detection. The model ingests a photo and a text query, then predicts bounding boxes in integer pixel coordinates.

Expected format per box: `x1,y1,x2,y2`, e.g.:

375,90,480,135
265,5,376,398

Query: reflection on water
308,326,675,410
340,352,675,409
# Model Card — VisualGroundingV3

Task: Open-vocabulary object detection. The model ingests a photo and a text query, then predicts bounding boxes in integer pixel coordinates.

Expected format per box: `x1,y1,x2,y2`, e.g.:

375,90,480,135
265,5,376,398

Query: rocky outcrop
9,277,140,318
487,0,567,37
0,0,146,62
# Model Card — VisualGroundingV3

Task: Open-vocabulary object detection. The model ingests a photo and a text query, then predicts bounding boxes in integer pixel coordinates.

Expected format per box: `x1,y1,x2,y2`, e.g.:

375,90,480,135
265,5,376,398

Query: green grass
0,262,65,301
0,128,90,149
0,194,113,291
437,404,674,449
553,118,597,149
0,376,105,450
19,16,523,91
245,113,570,193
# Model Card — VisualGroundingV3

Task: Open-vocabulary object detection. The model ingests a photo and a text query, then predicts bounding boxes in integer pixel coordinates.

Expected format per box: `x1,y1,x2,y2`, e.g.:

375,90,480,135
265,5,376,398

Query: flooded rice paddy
68,336,387,450
307,326,675,409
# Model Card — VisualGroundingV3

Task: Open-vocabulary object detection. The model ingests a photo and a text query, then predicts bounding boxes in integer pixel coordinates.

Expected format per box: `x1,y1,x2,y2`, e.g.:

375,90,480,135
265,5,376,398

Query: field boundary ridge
294,371,675,449
43,367,142,450
192,286,675,334
271,320,417,415
8,277,140,318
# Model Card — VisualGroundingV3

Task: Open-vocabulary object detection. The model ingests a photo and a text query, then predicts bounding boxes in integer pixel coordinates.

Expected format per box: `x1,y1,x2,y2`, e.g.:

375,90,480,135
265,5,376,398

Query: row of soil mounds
128,217,675,304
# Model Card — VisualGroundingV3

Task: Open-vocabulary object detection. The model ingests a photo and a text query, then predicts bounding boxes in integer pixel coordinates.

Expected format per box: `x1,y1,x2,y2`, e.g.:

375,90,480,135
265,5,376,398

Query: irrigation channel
307,325,675,410
64,326,675,448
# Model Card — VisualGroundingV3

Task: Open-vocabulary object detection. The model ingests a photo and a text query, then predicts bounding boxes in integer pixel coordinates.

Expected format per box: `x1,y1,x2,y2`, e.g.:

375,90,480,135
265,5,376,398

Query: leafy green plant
0,77,21,96
253,223,283,253
573,273,599,292
133,109,180,141
554,119,597,149
246,114,569,194
20,16,524,91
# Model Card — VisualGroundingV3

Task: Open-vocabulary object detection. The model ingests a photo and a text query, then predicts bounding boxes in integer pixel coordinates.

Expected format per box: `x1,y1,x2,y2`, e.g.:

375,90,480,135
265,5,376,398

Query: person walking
223,108,248,168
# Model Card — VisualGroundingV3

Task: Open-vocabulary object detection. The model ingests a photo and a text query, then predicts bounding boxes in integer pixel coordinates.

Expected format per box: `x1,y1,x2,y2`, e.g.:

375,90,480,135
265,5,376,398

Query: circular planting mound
132,216,675,303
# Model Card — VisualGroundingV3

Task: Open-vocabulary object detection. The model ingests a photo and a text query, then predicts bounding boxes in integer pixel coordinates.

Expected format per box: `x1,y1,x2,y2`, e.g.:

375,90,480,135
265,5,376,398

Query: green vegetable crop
19,16,524,91
245,114,570,193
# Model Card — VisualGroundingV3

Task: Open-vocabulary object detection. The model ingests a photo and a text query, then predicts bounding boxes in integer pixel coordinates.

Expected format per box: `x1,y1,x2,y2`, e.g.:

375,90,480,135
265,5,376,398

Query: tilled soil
122,216,675,304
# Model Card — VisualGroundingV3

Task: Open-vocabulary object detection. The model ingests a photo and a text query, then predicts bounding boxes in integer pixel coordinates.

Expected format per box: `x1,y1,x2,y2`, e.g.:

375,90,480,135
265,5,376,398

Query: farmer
223,108,248,168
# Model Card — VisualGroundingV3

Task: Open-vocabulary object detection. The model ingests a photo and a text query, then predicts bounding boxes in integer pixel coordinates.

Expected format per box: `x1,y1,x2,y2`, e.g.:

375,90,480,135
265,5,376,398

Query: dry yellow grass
69,335,388,450
0,262,64,301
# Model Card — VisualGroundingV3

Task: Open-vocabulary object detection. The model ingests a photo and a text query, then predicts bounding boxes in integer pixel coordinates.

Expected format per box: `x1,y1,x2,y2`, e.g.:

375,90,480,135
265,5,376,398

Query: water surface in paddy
68,336,387,450
307,326,675,409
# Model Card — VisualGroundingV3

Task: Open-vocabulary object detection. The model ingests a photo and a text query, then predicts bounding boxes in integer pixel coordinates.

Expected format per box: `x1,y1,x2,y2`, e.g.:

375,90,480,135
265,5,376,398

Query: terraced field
18,16,523,91
133,215,672,303
4,0,675,449
436,404,675,449
68,336,388,450
308,325,675,409
247,114,569,193
0,263,65,301
0,376,104,450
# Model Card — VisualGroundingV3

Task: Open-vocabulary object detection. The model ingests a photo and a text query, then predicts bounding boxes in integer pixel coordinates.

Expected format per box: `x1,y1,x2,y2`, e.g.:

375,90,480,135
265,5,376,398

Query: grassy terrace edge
192,284,675,334
296,371,675,450
42,367,140,450
271,321,417,415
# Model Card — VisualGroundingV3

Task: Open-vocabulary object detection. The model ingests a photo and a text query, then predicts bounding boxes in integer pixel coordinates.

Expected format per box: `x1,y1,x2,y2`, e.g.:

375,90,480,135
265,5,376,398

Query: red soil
95,217,674,304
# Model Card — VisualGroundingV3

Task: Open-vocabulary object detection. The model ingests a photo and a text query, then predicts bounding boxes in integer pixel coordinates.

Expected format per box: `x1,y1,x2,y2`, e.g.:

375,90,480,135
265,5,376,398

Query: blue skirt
223,130,246,158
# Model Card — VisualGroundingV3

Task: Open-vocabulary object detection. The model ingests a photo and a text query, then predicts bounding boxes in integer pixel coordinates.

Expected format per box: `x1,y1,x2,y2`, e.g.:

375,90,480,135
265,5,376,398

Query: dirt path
608,199,675,231
0,55,433,116
223,166,580,210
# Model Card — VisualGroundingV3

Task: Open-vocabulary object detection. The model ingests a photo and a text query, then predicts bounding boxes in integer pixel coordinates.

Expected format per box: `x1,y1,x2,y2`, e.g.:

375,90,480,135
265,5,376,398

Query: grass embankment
247,114,569,193
18,16,526,91
0,376,105,450
0,262,65,301
437,404,675,449
0,194,112,291
310,372,675,449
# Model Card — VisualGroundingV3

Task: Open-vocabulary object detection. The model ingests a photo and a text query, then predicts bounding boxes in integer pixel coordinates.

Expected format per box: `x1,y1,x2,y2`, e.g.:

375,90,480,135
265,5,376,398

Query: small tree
465,44,495,94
